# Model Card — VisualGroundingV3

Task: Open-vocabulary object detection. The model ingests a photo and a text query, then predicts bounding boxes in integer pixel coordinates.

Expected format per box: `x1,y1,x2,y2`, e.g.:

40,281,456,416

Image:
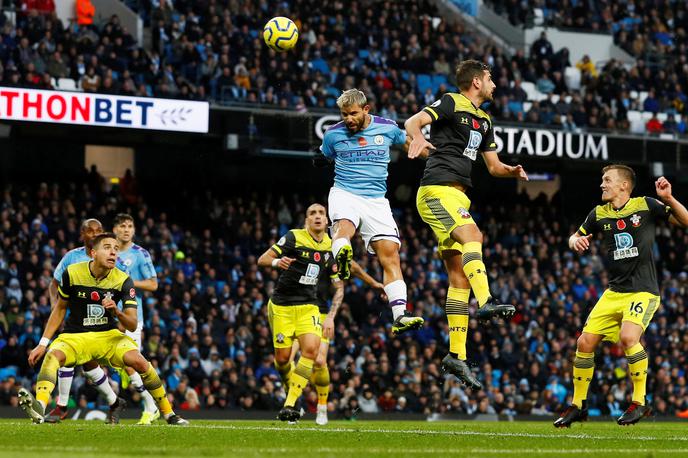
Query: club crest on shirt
631,214,641,227
374,135,384,145
482,121,489,132
458,207,471,219
324,253,330,262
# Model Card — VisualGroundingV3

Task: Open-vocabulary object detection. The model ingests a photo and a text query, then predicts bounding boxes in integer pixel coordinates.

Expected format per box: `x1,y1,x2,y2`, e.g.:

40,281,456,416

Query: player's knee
619,333,639,350
82,360,99,371
576,334,596,352
274,351,290,366
130,356,149,373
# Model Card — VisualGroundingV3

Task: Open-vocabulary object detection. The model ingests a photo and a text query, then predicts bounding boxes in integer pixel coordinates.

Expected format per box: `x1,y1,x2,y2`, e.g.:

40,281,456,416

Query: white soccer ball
263,16,299,52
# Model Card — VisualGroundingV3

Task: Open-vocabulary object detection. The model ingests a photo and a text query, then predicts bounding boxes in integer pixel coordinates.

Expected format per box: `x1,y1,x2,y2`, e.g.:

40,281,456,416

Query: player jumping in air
554,166,688,427
315,88,423,335
405,60,528,390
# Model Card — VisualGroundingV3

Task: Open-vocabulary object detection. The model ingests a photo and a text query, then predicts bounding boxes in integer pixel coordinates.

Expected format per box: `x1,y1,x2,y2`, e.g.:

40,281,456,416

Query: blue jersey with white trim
320,115,405,198
54,247,127,281
117,244,156,323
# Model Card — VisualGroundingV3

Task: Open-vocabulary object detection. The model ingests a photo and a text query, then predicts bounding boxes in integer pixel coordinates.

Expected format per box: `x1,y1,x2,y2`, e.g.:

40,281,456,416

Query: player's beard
481,86,494,103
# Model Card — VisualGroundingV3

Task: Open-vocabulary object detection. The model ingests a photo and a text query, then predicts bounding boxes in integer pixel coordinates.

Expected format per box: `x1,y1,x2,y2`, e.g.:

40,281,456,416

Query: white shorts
125,323,143,350
328,187,400,254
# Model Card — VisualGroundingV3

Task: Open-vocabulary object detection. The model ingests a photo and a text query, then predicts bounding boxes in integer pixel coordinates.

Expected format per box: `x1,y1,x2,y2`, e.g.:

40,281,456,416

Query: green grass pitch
0,419,686,457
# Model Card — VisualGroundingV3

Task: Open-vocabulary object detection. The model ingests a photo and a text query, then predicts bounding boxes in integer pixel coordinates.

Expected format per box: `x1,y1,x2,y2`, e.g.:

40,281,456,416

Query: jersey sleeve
53,253,70,282
271,230,296,257
58,269,71,299
391,125,406,145
320,131,336,158
139,249,157,279
327,256,340,282
480,120,497,152
645,197,672,222
423,94,455,122
578,208,598,236
120,277,138,310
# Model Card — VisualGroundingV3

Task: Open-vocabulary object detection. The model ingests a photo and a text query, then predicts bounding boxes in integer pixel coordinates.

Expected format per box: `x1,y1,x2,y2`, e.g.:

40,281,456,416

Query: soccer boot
391,312,424,335
44,404,69,423
477,299,516,322
617,402,652,426
137,409,160,425
18,388,44,424
166,414,189,426
553,404,588,428
440,354,482,390
278,406,301,423
105,397,127,424
315,404,328,426
335,244,353,280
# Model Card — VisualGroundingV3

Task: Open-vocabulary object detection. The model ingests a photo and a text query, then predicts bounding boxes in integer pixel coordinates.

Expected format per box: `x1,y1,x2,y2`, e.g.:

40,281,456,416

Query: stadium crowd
1,170,688,419
0,0,687,134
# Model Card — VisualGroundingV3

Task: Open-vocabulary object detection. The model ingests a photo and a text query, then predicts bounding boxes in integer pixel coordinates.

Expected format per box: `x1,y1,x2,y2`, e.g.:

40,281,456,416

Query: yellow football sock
462,242,491,307
36,352,60,410
140,363,173,417
275,360,294,386
572,350,595,408
310,364,330,405
446,287,470,360
625,343,648,405
285,357,313,408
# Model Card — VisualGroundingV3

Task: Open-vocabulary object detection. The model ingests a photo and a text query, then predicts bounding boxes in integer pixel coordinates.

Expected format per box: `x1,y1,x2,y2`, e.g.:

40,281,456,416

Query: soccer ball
263,16,299,52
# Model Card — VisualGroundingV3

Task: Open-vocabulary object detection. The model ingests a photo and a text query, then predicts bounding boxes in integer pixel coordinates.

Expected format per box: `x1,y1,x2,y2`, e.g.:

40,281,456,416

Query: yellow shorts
583,289,660,343
416,185,476,254
48,329,139,368
267,300,321,349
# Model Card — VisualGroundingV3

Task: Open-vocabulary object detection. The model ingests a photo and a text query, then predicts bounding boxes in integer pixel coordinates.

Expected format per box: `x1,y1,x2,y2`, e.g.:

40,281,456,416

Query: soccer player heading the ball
405,60,529,390
555,166,688,427
315,88,424,336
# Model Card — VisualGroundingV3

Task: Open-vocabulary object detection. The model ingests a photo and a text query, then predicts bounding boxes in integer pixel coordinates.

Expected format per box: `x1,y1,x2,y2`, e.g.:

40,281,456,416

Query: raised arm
656,176,688,227
404,111,435,159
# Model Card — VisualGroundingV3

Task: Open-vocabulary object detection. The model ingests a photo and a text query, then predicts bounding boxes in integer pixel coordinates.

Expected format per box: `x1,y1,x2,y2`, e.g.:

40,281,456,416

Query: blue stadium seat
326,86,340,97
358,49,369,60
417,74,432,94
311,58,330,75
431,74,448,93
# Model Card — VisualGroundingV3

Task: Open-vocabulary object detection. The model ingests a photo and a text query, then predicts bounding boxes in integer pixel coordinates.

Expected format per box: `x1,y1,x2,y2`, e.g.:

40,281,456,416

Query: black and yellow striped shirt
270,229,338,306
421,92,496,187
58,261,137,333
578,196,671,295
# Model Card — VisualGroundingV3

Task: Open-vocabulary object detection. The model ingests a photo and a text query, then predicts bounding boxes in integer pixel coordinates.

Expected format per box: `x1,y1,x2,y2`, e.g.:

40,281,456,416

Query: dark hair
455,60,491,91
113,213,134,227
91,232,118,249
80,218,102,233
602,164,636,190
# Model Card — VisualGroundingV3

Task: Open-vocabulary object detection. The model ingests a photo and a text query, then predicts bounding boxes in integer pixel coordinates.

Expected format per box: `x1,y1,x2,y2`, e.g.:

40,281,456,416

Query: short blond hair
337,89,367,108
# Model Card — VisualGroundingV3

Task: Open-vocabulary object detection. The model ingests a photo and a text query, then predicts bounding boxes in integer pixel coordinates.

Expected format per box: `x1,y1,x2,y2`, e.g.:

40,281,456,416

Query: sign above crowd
0,87,209,133
314,115,608,161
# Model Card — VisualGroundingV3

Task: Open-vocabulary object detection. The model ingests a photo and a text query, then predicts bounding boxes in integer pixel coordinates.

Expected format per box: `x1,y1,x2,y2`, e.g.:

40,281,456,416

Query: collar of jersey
458,92,479,110
88,260,112,282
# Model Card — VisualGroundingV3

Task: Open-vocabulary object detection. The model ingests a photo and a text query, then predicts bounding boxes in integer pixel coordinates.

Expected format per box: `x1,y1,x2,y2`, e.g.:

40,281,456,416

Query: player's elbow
149,280,159,292
124,320,137,332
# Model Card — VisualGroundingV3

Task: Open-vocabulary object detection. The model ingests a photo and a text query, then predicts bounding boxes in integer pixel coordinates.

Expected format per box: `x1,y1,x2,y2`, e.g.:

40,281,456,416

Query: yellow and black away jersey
421,92,497,187
578,196,672,295
270,229,338,306
58,261,137,333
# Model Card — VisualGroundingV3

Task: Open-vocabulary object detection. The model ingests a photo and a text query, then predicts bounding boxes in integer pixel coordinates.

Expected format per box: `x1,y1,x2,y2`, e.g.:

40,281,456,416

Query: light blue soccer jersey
53,247,128,281
320,115,406,198
117,244,156,323
53,247,91,282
